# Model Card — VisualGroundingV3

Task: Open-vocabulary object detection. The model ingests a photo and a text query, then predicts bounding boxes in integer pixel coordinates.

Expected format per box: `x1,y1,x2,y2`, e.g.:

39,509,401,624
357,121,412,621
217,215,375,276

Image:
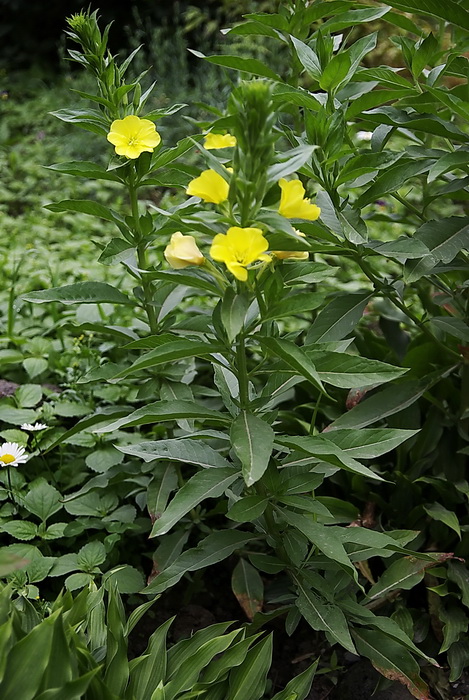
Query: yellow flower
274,228,309,260
278,179,321,220
204,133,237,149
210,227,270,281
186,169,230,204
107,115,161,159
164,232,205,269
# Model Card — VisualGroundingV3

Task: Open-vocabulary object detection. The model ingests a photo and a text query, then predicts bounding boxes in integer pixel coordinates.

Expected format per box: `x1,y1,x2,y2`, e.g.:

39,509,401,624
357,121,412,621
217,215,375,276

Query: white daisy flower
21,422,48,432
0,442,28,467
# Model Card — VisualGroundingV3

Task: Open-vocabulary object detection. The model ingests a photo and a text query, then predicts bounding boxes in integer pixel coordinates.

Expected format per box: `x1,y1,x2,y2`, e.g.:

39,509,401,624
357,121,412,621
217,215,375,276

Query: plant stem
236,334,250,410
391,192,427,222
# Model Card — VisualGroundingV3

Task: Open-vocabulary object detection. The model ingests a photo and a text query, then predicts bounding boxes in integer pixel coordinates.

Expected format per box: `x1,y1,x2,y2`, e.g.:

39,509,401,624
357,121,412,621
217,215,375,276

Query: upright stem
129,179,158,334
236,334,250,410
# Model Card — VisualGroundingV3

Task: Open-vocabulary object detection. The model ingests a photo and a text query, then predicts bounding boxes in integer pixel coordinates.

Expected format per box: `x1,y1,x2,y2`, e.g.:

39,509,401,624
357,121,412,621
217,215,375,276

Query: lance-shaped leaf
305,293,373,343
382,0,469,30
151,468,239,536
270,659,318,700
424,502,461,537
47,161,123,182
281,510,357,581
431,317,469,342
306,351,407,388
231,412,274,486
231,559,264,620
95,400,230,434
45,198,122,222
316,428,418,459
367,553,453,602
144,530,254,594
118,439,231,469
110,339,225,380
257,337,326,395
22,282,131,306
355,159,434,208
295,577,356,654
352,628,431,700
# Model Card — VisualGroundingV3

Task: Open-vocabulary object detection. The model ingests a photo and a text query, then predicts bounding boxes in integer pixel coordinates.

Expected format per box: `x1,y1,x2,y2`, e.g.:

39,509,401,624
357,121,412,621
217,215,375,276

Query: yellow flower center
0,454,15,464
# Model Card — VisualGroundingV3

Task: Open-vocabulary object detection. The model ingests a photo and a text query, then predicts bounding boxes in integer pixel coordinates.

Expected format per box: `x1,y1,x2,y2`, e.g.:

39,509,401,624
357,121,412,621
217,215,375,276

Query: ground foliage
1,1,469,698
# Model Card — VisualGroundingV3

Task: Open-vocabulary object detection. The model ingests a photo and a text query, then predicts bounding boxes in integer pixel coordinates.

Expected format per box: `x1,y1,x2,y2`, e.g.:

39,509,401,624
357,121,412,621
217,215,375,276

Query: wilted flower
204,133,237,150
278,179,321,221
164,232,205,269
186,169,230,204
21,422,48,432
0,442,28,467
107,115,161,159
210,227,270,281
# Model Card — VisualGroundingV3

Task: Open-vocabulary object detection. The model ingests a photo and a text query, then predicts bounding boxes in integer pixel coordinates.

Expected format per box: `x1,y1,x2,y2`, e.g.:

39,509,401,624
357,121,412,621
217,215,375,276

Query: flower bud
164,232,205,269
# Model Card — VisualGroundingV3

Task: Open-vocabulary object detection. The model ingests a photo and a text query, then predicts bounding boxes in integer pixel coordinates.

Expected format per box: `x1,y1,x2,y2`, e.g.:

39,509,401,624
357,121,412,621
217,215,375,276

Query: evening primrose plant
19,3,469,697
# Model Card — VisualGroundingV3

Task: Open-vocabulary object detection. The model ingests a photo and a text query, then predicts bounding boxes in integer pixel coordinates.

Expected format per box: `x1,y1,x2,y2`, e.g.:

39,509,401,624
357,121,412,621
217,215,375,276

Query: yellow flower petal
186,169,230,204
210,226,269,281
107,115,161,159
164,232,205,269
273,250,309,260
278,178,321,221
204,133,237,150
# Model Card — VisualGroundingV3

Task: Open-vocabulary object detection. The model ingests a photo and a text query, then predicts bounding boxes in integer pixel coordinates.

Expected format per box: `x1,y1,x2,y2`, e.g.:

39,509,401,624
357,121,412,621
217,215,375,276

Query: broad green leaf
336,151,402,186
270,660,318,700
424,502,461,537
427,150,469,183
16,384,42,408
382,0,469,30
1,521,38,541
263,293,323,321
95,400,230,434
305,293,372,343
221,288,249,343
320,428,418,459
231,559,264,620
290,36,321,80
415,217,469,263
43,406,128,453
328,374,442,430
110,340,225,380
361,106,469,142
431,317,469,342
319,52,351,92
77,541,106,570
295,578,356,653
352,628,430,699
202,54,281,81
306,351,407,388
22,282,131,306
33,669,101,700
45,199,121,222
367,554,449,601
150,468,239,536
46,161,122,182
24,481,62,522
355,159,434,208
144,531,254,594
0,406,38,425
440,604,468,653
231,412,274,487
322,5,390,32
346,89,412,119
447,561,469,609
258,337,326,394
103,565,145,594
411,33,439,78
448,640,469,682
281,510,357,580
227,496,268,523
127,618,171,699
267,145,316,184
370,236,430,260
118,439,230,469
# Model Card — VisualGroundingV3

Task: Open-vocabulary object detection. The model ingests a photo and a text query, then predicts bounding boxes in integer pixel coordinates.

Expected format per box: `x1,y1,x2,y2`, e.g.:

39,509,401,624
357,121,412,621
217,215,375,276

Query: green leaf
328,374,442,430
231,559,264,620
24,481,62,522
322,5,390,32
267,145,316,184
22,282,131,306
281,510,357,581
352,628,430,699
440,604,468,654
118,439,230,469
95,400,230,434
295,578,356,653
367,554,449,601
306,351,407,388
317,428,418,459
0,549,29,576
45,199,121,222
0,405,38,425
221,288,249,343
336,151,403,186
305,293,373,343
290,36,321,80
46,161,122,182
143,531,254,594
424,502,461,537
412,33,439,78
231,412,274,487
362,107,469,142
16,384,42,408
431,317,469,342
203,54,281,81
428,150,469,183
355,159,434,208
110,340,225,380
319,52,351,92
227,496,268,523
85,447,123,473
448,640,469,682
150,468,239,536
103,565,145,593
382,0,469,30
77,541,106,570
1,521,38,541
270,660,318,700
263,293,323,321
226,636,273,700
447,561,469,609
415,217,469,263
258,337,326,395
